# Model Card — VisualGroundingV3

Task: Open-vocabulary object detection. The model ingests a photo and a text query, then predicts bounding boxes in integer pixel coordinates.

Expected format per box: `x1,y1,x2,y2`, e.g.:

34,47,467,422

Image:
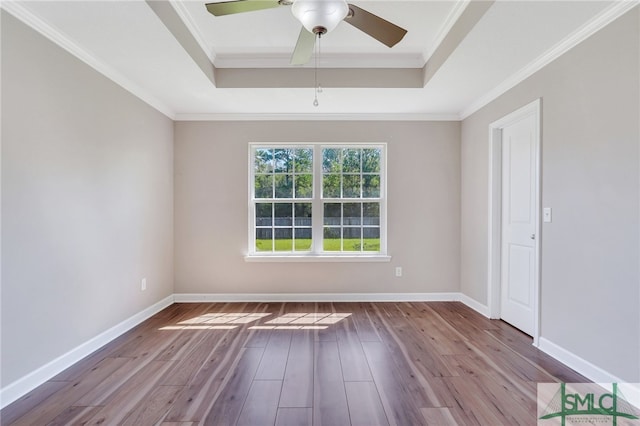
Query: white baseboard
538,337,628,384
458,293,491,317
538,337,640,409
173,292,462,303
0,294,175,409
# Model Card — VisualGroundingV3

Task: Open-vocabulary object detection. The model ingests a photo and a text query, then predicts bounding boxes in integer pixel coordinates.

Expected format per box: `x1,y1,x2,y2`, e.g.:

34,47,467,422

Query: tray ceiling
1,0,629,119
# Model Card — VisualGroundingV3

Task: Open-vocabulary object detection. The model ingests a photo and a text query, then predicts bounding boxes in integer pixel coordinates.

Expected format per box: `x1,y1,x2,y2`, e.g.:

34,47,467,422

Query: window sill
244,254,392,263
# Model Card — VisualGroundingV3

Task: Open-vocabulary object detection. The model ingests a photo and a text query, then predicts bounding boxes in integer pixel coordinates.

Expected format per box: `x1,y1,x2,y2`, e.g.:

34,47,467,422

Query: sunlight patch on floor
159,312,351,331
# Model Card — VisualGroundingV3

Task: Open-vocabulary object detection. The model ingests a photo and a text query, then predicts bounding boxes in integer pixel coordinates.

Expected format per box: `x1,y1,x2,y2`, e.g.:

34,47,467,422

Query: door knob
530,234,535,240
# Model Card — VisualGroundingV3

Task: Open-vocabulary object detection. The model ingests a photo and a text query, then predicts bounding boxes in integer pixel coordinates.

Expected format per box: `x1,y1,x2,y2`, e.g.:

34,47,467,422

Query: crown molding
423,0,471,64
0,1,176,119
214,53,425,69
168,0,216,64
459,0,640,120
174,112,461,122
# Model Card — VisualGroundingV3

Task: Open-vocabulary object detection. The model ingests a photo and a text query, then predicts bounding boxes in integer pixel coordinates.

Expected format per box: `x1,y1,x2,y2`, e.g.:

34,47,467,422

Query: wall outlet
395,267,403,277
141,278,147,291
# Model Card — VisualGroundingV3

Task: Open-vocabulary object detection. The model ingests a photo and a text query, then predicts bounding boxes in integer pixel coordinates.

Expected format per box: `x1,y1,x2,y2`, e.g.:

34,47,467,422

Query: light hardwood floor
1,302,587,425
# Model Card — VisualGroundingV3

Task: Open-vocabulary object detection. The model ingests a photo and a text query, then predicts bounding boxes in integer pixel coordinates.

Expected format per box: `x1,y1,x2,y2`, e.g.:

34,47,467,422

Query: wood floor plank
235,380,282,426
477,337,557,386
44,405,103,426
313,302,337,342
420,407,459,425
107,317,178,358
416,376,459,409
350,302,382,342
159,423,198,426
74,356,156,406
441,353,494,378
485,326,589,383
201,346,265,426
361,341,429,426
47,331,130,382
120,385,184,425
337,326,373,382
8,356,131,425
254,329,292,380
279,329,314,408
244,328,271,348
275,407,312,426
445,376,507,425
471,373,535,423
3,302,590,426
155,330,207,361
164,328,252,422
313,340,350,426
160,327,234,387
0,380,68,425
428,301,499,333
83,360,175,425
345,381,389,426
400,302,475,356
383,315,459,379
368,304,443,407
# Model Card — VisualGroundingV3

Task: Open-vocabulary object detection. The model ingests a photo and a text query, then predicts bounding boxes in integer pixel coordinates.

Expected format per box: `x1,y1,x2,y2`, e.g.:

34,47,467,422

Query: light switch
543,207,552,223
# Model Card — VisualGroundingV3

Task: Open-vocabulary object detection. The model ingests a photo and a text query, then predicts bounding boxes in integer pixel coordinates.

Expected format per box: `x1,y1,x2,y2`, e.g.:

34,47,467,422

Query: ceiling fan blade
344,4,407,48
205,0,281,16
290,27,316,65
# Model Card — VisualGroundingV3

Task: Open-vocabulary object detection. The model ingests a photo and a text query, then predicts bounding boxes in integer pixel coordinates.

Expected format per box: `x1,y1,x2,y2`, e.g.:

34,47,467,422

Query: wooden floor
1,302,587,425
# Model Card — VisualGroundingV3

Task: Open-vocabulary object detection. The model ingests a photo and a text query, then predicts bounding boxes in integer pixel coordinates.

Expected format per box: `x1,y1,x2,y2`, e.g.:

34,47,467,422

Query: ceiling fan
204,0,408,65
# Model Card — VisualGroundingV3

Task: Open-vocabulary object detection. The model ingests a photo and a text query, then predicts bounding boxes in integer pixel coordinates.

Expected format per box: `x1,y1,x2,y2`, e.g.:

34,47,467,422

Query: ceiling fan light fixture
291,0,349,35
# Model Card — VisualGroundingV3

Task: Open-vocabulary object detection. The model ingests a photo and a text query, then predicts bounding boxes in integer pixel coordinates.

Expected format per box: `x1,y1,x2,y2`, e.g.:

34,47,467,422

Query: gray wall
461,8,639,381
1,12,174,386
174,121,460,294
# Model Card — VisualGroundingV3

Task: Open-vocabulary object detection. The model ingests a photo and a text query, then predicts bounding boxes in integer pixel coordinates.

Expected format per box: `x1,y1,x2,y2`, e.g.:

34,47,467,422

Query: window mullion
360,149,364,252
249,146,255,254
271,201,276,252
312,145,323,254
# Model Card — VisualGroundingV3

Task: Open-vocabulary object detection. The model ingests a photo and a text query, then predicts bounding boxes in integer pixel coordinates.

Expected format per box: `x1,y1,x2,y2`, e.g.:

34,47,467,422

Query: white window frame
246,142,390,262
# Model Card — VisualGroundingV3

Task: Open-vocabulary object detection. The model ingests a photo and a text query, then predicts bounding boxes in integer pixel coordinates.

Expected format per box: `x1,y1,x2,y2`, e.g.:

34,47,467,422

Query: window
249,143,387,260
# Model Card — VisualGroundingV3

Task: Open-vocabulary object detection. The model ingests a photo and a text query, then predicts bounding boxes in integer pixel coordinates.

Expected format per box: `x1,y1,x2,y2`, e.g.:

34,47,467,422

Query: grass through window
255,239,381,252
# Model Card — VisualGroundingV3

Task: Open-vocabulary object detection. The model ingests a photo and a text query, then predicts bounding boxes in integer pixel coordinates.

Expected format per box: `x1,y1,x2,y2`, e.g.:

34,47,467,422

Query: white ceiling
3,0,632,120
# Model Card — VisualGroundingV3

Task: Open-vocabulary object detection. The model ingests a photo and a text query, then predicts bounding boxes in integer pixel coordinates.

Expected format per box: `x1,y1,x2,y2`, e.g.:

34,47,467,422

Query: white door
500,113,538,336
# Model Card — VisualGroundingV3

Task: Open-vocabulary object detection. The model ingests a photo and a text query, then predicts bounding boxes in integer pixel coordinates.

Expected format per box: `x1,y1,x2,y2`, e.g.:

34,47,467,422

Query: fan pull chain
317,33,323,94
313,33,321,107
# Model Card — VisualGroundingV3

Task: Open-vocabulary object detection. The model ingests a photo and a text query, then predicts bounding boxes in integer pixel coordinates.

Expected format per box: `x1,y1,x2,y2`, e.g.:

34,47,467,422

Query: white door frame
487,98,541,346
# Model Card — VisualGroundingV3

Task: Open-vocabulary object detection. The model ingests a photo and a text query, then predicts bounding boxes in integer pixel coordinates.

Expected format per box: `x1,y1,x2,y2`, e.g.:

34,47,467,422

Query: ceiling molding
423,0,471,64
168,0,216,63
174,113,461,122
146,0,217,86
214,53,425,69
0,1,176,119
459,0,640,119
422,0,494,87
